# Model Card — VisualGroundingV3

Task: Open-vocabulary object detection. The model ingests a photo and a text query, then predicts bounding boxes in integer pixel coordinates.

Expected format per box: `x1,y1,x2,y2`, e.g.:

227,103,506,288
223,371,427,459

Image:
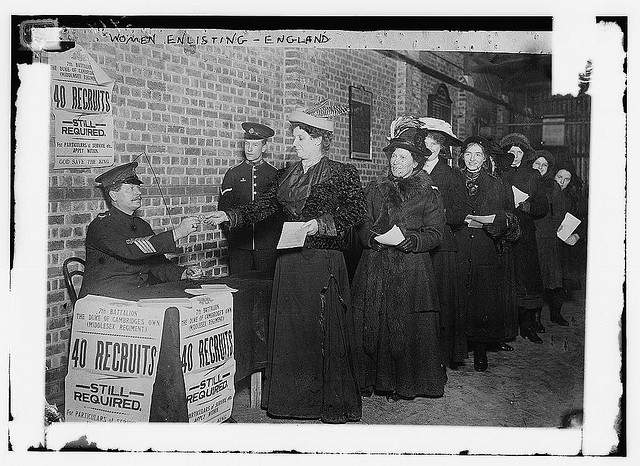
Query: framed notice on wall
427,84,453,124
349,86,373,161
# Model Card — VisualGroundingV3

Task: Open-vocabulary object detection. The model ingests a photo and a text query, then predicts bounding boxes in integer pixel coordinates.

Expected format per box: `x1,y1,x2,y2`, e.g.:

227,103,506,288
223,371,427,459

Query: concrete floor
231,289,585,427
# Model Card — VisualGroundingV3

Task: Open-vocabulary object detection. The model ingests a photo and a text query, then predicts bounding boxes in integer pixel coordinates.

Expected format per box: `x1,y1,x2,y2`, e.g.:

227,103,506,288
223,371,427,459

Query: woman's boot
532,308,545,333
550,288,569,326
519,307,543,344
474,343,488,372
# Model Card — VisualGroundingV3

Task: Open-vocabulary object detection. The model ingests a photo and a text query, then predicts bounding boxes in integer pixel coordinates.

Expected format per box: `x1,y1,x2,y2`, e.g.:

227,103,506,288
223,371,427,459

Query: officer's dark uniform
218,122,282,275
78,162,184,300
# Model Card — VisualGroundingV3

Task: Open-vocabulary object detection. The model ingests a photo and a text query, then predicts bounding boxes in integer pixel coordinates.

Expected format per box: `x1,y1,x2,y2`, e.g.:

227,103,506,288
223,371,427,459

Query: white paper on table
512,186,530,206
374,225,405,246
276,222,307,249
184,288,210,295
557,212,581,241
200,284,238,293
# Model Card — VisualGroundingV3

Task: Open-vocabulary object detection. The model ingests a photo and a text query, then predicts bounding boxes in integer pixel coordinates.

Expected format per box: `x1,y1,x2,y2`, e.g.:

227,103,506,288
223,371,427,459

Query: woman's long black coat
500,165,549,309
428,159,468,365
453,170,518,343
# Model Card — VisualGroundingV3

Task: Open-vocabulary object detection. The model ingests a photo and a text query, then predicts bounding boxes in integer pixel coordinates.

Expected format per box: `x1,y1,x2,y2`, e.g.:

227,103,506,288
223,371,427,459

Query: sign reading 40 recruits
180,293,236,423
50,45,115,169
65,295,165,422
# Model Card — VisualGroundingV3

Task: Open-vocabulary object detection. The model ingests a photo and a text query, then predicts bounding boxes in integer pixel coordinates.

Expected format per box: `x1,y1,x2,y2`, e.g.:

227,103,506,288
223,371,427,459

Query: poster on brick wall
64,295,165,423
179,292,235,423
50,45,115,169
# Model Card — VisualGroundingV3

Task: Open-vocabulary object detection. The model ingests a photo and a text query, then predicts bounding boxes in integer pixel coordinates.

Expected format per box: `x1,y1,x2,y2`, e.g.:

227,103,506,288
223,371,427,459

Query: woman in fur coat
205,101,365,423
352,117,447,401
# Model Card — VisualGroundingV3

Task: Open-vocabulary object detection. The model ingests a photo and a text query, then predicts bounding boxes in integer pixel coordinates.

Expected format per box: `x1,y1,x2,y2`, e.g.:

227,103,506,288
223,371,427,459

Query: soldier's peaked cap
95,162,143,188
242,122,275,140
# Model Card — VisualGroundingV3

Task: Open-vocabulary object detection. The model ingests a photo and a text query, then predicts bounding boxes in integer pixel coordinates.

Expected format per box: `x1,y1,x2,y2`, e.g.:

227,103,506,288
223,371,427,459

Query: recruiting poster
49,45,115,168
64,295,165,423
180,293,236,423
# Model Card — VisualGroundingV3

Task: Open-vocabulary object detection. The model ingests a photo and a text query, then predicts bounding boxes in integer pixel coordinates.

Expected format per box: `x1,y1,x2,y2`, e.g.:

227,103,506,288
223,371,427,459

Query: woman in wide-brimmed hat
352,115,447,401
498,133,549,345
205,99,366,423
453,136,520,371
418,117,468,369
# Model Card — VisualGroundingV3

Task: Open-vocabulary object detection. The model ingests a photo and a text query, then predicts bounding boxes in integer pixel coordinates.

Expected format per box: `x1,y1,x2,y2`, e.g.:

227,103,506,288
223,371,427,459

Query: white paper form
184,286,238,296
557,212,581,242
374,225,405,246
276,222,307,249
465,214,496,229
512,186,530,206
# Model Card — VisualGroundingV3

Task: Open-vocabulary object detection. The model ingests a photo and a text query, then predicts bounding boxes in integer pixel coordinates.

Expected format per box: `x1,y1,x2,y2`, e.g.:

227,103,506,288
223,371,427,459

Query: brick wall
44,38,503,404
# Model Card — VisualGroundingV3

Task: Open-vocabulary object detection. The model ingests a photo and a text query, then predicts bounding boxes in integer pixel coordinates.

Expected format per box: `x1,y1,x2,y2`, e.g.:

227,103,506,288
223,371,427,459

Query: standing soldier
218,122,282,276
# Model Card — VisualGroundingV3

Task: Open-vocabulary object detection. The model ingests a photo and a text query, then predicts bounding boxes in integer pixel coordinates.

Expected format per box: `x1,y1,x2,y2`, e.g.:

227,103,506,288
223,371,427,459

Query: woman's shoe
386,392,401,403
474,351,488,372
550,313,570,326
522,328,543,344
495,342,514,351
360,387,373,398
533,309,546,333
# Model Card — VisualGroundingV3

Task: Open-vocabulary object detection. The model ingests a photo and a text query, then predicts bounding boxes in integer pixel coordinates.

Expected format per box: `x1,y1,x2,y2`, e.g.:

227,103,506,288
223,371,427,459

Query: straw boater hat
499,133,535,161
287,98,349,132
418,117,462,146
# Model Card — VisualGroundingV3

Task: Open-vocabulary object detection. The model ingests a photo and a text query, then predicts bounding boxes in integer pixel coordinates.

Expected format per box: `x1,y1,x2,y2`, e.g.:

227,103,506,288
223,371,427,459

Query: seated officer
79,162,202,300
218,122,282,276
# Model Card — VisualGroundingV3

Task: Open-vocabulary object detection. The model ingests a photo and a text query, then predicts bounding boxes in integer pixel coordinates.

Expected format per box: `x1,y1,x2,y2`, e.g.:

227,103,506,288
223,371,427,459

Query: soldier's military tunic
218,159,282,275
78,207,184,300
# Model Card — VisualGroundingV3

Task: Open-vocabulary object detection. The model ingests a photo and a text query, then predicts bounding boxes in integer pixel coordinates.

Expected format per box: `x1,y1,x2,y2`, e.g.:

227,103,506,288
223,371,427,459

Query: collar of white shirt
424,158,439,174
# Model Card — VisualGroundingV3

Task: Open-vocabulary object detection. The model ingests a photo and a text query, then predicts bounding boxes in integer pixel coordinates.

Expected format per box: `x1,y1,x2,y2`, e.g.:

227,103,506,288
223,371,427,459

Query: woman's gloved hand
395,235,418,253
369,235,387,252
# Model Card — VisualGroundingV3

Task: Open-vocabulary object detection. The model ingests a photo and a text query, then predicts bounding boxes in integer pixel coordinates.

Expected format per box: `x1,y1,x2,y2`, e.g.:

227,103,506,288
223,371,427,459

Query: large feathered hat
288,98,349,132
383,115,432,163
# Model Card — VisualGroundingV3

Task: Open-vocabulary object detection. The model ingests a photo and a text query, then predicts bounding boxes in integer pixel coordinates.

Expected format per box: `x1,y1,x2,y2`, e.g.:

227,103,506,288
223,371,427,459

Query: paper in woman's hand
557,213,581,242
374,225,405,246
276,222,307,249
465,214,496,229
512,186,530,206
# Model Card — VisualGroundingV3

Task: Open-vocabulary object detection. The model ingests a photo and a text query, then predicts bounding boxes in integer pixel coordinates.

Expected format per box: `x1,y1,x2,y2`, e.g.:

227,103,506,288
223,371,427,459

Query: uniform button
472,210,476,214
468,258,472,263
470,234,474,239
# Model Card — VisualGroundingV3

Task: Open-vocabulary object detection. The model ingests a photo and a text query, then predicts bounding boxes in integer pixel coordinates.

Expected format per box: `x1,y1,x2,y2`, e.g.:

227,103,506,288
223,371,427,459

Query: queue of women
204,102,584,423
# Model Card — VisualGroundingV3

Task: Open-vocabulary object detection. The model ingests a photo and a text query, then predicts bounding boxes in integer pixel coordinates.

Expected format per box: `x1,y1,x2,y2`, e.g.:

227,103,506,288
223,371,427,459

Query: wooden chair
62,257,85,308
